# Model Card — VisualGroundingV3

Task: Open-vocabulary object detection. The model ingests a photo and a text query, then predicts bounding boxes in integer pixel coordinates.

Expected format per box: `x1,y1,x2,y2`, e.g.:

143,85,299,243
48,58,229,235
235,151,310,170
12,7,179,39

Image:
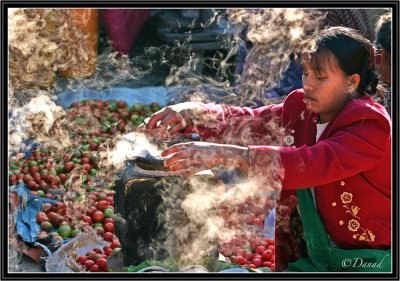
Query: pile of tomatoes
218,191,276,271
71,246,118,272
9,99,164,272
219,235,275,271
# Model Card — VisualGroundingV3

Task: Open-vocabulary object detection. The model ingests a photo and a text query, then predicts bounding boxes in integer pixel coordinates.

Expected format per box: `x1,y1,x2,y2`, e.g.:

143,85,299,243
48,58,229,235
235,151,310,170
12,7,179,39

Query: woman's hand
161,142,249,177
139,102,203,140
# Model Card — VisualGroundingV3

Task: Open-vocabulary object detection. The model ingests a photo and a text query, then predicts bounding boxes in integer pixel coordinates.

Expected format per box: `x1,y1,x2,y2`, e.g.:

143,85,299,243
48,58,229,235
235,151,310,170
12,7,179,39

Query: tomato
95,227,105,236
110,240,121,249
103,218,114,225
41,221,53,232
82,164,92,172
103,223,115,233
58,173,67,183
71,229,81,237
82,215,93,225
261,249,273,261
27,180,39,191
64,162,75,172
96,258,107,270
235,248,245,257
263,261,272,268
29,166,40,174
266,245,275,252
76,255,88,264
89,143,99,151
92,211,104,222
37,190,45,197
57,224,72,239
233,256,247,265
103,208,114,218
86,207,97,216
41,203,52,213
252,258,263,268
92,248,102,254
96,200,109,211
104,248,113,256
83,259,95,269
81,157,91,165
253,217,264,227
245,252,254,261
103,232,113,242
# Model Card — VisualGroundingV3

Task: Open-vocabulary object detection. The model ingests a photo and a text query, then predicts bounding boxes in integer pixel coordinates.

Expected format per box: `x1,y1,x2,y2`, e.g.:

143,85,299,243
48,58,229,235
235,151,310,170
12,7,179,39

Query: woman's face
301,52,357,123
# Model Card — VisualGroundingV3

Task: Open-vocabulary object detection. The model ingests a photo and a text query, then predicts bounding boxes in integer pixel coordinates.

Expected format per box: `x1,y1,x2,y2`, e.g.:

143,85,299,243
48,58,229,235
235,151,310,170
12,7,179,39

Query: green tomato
28,160,38,168
130,114,140,123
71,228,81,237
133,103,144,112
92,222,103,229
108,102,118,112
57,225,72,239
103,208,114,218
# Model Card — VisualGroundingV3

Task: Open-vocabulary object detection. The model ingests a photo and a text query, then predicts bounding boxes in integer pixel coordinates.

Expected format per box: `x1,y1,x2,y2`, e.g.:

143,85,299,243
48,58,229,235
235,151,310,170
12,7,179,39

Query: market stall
7,8,280,274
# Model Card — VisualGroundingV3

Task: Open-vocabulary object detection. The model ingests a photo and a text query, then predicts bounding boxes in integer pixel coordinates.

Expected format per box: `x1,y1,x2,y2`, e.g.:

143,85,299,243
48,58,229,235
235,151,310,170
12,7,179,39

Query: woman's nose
302,76,314,92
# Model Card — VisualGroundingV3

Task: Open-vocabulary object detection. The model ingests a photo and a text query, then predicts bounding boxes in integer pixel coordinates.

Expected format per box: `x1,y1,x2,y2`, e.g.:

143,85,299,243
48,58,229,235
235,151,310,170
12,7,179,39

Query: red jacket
193,89,391,251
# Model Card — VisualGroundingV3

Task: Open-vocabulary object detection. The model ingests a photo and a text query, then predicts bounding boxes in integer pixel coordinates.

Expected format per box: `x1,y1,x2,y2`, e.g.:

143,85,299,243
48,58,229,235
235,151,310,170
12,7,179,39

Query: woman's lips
303,94,316,106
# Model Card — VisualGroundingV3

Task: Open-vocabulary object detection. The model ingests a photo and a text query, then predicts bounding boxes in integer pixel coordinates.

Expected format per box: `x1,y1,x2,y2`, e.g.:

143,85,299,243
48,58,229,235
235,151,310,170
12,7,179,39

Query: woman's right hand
140,102,203,140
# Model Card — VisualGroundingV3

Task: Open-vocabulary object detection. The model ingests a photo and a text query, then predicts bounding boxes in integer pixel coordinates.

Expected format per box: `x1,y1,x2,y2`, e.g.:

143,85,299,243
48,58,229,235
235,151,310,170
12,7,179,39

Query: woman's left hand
161,142,249,177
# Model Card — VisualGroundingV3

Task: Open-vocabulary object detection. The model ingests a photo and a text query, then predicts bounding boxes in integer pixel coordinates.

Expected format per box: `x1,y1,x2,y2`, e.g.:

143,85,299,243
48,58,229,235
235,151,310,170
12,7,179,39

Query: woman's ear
346,74,361,93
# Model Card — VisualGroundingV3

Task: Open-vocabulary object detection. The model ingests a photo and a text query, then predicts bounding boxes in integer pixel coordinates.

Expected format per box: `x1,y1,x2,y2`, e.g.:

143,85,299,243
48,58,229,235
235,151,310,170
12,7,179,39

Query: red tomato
253,217,264,227
104,196,114,203
262,249,274,261
82,215,93,225
81,157,91,165
96,200,109,211
92,211,104,222
110,240,121,249
263,261,272,268
233,256,247,265
95,227,105,236
92,248,102,254
266,245,275,252
76,256,88,264
245,252,254,261
86,206,97,217
252,258,263,268
64,162,75,172
235,248,245,257
96,258,107,270
103,223,115,233
103,232,113,242
104,248,113,256
256,246,266,255
89,264,100,272
103,218,114,225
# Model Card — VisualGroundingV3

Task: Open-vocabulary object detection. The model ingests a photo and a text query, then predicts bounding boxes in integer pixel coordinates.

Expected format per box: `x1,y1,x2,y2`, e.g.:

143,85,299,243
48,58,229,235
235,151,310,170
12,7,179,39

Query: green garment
286,189,391,272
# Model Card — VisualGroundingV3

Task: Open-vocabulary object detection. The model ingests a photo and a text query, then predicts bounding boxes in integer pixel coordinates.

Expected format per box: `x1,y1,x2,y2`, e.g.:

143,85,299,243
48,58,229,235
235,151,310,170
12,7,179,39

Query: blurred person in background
374,11,392,117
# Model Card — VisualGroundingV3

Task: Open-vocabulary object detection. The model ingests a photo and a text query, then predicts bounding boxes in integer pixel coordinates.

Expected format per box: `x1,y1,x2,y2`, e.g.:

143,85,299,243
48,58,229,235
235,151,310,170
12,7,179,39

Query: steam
8,8,327,270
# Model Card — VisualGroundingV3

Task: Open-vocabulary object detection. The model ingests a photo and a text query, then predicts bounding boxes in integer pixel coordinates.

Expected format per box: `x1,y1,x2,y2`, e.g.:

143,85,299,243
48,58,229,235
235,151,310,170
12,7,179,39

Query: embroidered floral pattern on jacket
339,191,376,243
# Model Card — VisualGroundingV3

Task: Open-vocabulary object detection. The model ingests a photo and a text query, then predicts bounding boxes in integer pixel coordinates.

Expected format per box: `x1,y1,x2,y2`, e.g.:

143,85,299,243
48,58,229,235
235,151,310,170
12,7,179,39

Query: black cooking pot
115,154,215,266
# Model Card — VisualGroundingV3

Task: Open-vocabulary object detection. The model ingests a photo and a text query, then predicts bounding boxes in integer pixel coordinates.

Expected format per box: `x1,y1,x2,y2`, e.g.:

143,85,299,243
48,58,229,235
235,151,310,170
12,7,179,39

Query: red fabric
194,89,391,251
101,9,152,55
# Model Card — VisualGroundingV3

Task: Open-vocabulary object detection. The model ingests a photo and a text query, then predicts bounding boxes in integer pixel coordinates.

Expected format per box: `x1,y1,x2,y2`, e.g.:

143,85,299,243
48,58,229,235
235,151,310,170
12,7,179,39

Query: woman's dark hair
310,26,383,98
376,13,391,52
